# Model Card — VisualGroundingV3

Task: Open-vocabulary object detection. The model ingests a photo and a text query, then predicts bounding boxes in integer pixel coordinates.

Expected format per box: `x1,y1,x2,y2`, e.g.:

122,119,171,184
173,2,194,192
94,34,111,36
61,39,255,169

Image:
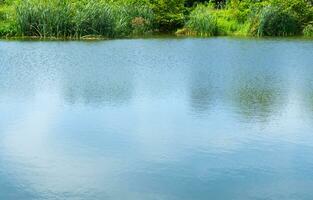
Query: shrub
131,17,151,35
226,0,253,23
185,0,226,8
213,9,242,35
0,22,15,36
150,0,186,32
112,2,153,37
303,22,313,37
184,4,218,36
0,0,17,37
245,2,268,36
270,0,313,25
8,0,313,38
258,6,300,36
247,15,260,36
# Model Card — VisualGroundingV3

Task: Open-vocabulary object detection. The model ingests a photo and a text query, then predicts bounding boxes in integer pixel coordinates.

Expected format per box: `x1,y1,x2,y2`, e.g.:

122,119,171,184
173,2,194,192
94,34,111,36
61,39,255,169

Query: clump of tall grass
16,0,74,37
182,4,218,36
73,1,114,38
214,9,245,36
257,6,300,36
179,4,251,37
131,16,151,35
110,2,153,37
15,0,154,38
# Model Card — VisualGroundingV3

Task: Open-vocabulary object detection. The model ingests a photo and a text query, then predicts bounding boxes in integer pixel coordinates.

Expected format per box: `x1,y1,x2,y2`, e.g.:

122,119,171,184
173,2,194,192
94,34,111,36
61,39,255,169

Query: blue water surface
0,38,313,200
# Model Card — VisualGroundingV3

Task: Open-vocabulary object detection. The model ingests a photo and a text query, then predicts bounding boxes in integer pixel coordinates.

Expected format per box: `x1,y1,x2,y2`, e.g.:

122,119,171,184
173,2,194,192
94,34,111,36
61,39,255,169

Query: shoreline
1,34,313,42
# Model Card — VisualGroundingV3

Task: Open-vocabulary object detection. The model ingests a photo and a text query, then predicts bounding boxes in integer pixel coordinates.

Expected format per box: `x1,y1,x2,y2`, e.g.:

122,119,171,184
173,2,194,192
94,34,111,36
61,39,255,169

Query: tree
150,0,186,32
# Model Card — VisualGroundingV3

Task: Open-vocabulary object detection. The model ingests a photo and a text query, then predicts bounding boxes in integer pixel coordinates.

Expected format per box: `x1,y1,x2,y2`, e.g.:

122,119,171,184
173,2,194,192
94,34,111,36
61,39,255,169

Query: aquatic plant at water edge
183,4,218,36
111,2,154,37
3,0,313,38
73,1,114,37
16,0,74,37
15,0,154,38
257,6,300,36
150,0,186,32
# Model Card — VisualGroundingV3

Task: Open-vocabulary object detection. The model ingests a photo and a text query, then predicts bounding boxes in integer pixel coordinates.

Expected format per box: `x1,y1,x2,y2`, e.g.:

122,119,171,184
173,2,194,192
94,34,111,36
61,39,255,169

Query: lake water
0,38,313,200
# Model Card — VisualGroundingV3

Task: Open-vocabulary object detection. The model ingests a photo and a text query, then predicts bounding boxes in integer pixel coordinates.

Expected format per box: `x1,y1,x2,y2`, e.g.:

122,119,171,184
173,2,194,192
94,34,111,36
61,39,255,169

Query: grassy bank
178,0,313,37
0,0,16,36
0,0,313,38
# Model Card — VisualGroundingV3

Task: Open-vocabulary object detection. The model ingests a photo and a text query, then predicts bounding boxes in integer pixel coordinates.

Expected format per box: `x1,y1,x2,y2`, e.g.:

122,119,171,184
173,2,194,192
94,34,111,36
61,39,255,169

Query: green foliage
14,0,154,38
0,21,16,36
1,0,313,38
185,0,209,7
112,2,153,36
270,0,313,25
184,4,218,36
213,9,244,35
181,3,249,36
190,0,313,37
226,0,253,22
73,1,114,37
257,6,299,36
16,0,74,37
303,22,313,36
150,0,186,32
0,0,16,36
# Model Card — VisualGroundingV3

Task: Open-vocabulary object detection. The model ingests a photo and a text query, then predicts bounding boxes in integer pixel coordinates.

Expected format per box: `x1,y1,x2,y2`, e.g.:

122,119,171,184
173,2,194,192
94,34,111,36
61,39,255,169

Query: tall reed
111,2,153,37
15,0,154,38
73,0,114,37
184,4,218,36
16,0,74,37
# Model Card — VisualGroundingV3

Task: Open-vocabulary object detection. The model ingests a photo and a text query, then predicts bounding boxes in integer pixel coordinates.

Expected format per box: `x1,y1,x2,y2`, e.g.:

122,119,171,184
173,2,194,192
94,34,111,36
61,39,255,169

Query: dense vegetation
0,0,312,38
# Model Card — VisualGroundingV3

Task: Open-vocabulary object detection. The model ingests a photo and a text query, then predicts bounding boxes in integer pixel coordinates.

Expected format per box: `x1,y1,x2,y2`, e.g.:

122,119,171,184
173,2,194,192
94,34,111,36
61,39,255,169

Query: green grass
178,4,250,37
303,22,313,37
183,4,218,36
178,0,313,38
0,1,16,36
257,6,300,36
13,0,154,38
1,0,313,38
16,0,73,37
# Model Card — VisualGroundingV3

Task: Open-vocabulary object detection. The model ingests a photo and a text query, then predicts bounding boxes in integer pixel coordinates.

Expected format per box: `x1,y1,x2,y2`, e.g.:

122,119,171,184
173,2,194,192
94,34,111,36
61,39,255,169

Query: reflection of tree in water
237,86,278,118
189,70,215,115
190,86,212,112
233,77,283,122
62,68,134,106
302,78,313,119
64,82,133,106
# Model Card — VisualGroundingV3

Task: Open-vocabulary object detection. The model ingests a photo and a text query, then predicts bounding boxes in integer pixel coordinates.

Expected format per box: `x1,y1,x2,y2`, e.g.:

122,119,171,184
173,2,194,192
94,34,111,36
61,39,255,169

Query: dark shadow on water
233,84,282,122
